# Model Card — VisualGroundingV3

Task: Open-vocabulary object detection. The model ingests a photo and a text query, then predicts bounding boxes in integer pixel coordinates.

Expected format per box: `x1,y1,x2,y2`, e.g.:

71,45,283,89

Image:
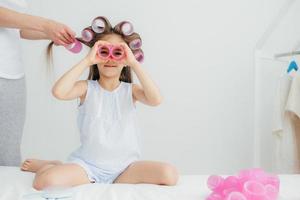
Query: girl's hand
120,42,139,67
43,19,76,46
85,40,110,66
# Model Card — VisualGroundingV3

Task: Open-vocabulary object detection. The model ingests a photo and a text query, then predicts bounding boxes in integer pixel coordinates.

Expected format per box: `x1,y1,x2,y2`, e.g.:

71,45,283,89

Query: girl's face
97,34,126,79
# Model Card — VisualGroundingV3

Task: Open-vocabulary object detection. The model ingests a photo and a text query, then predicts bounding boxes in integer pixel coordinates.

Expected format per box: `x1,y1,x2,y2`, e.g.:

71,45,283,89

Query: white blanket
0,166,300,200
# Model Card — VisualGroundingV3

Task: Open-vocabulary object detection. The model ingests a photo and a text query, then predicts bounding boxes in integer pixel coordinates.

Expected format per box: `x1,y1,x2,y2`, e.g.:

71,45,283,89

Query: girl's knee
159,164,179,186
33,173,59,190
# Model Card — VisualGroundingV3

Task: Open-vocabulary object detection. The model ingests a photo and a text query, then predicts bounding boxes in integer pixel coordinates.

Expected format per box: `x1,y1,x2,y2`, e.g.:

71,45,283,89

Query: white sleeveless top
70,80,141,172
0,0,28,79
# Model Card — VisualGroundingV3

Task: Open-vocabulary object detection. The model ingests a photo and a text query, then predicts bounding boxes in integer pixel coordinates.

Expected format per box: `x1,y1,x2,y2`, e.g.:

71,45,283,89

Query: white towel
272,71,300,173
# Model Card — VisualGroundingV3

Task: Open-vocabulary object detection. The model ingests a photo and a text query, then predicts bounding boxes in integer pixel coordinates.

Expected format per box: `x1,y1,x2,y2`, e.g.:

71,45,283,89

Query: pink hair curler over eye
65,39,82,53
97,45,125,61
129,38,142,50
91,16,106,33
81,27,95,42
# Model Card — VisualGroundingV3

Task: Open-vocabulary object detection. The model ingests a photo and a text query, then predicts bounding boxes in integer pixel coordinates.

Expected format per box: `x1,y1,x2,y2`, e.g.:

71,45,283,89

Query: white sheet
0,166,300,200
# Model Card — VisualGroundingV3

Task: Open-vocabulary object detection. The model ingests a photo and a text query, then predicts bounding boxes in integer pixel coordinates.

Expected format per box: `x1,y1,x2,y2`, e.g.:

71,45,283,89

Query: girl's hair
46,16,143,83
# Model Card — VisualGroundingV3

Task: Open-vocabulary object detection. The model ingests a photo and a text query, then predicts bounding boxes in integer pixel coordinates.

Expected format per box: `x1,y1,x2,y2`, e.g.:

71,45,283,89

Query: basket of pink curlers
206,168,280,200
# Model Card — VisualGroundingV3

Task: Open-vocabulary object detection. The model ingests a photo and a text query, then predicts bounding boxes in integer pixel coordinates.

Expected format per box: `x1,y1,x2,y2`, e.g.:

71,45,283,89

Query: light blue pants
0,77,26,166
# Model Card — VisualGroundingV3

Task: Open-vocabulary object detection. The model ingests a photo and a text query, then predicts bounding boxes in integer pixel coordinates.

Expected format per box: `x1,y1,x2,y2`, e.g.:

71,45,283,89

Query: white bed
1,166,300,200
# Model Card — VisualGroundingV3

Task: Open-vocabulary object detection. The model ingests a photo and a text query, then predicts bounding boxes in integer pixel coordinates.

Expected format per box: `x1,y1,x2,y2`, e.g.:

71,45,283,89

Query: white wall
21,0,286,174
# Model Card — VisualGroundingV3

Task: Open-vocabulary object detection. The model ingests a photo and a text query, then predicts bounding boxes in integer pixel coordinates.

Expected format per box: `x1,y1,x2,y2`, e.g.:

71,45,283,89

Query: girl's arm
52,59,89,102
131,62,163,106
121,43,163,106
0,6,75,45
52,41,106,102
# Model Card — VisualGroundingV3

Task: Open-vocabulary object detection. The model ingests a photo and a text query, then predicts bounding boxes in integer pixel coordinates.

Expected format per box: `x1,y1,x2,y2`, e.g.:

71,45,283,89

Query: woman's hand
84,40,110,66
42,19,76,46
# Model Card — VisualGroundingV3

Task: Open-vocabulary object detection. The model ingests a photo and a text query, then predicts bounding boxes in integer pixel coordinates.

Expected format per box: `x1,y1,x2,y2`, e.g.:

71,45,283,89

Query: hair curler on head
91,16,106,33
129,38,142,50
133,49,144,63
81,27,95,42
65,39,82,53
116,21,134,36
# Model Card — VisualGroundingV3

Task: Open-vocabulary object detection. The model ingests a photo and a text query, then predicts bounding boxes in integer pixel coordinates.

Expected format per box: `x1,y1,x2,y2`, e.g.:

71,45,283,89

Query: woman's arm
0,6,45,30
0,6,75,45
20,30,49,40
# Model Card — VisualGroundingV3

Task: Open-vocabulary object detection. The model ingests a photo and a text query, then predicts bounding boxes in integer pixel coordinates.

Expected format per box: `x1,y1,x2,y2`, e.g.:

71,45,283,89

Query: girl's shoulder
85,80,99,90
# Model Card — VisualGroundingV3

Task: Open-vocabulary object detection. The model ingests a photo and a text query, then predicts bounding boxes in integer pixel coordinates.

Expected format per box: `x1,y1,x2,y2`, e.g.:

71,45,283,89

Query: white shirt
70,80,141,172
0,0,28,79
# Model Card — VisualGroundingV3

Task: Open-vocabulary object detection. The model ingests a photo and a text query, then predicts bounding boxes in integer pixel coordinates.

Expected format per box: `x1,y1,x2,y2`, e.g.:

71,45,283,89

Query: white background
20,0,298,174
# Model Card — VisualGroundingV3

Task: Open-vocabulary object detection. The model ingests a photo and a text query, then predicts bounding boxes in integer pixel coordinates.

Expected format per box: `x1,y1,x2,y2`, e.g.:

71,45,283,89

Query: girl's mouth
104,65,117,68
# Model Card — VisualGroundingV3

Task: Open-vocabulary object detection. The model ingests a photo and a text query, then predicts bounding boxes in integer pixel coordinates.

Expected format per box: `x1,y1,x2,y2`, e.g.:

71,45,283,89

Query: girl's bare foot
21,159,62,172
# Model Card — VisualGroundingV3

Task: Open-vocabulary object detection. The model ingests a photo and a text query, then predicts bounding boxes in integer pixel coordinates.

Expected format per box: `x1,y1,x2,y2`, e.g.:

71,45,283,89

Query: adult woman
0,0,75,166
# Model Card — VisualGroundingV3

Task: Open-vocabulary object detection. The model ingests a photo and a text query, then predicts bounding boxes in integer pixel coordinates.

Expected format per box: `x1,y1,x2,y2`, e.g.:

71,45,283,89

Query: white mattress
0,166,300,200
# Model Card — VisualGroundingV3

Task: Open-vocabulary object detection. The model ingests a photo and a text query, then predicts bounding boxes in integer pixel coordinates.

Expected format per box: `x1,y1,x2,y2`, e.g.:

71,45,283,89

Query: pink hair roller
97,45,125,61
134,49,144,63
129,38,142,50
243,181,266,200
65,39,82,53
206,193,223,200
81,28,95,42
91,17,106,33
118,21,134,36
226,192,247,200
206,168,280,200
207,175,225,194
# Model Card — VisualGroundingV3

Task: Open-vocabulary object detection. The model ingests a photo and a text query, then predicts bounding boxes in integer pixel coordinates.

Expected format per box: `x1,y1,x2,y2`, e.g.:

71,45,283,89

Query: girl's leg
33,163,90,190
21,159,90,190
21,159,62,172
114,161,179,186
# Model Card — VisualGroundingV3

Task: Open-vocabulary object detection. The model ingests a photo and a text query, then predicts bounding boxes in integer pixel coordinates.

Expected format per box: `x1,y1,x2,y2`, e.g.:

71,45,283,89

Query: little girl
21,16,178,190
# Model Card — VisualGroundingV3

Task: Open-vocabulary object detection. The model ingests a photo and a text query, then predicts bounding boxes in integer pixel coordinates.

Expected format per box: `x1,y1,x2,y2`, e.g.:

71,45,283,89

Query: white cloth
0,0,28,79
273,71,300,173
70,80,141,173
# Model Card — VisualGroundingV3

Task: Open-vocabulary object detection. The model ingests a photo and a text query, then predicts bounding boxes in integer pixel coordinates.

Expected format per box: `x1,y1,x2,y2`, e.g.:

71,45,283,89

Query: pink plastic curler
206,193,223,200
206,168,280,200
133,49,144,63
264,184,279,200
65,39,82,53
129,38,142,50
91,17,106,33
226,192,247,200
81,28,95,42
224,176,239,189
264,175,280,190
118,21,134,36
207,175,225,193
97,45,125,61
243,181,265,200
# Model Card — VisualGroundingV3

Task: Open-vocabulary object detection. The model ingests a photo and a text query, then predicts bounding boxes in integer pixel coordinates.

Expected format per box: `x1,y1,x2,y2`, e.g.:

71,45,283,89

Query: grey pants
0,77,26,166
